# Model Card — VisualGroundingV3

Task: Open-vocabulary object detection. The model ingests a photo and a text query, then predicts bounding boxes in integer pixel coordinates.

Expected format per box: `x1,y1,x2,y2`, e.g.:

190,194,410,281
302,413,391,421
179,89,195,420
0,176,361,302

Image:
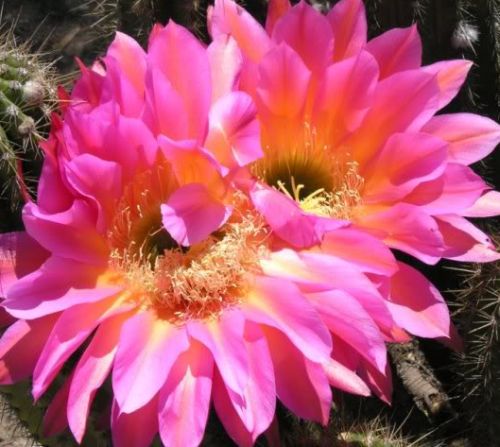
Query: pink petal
209,0,271,62
158,341,214,447
3,256,119,319
212,370,253,447
272,1,334,73
0,232,48,296
356,203,444,264
436,215,500,262
37,152,73,214
158,136,225,191
266,0,291,34
256,42,311,118
405,163,488,214
32,296,120,400
328,0,367,61
308,290,387,372
363,132,447,203
102,114,158,178
320,228,397,276
422,60,472,109
366,25,421,79
68,313,129,443
208,35,243,102
147,21,211,141
212,322,276,445
358,358,392,404
464,190,500,217
22,199,108,266
64,154,122,231
161,183,232,247
250,184,345,249
243,275,332,364
0,315,57,384
102,54,144,117
313,50,378,138
323,357,370,396
106,32,147,96
143,67,189,139
43,372,72,437
112,311,189,414
387,262,451,340
422,113,500,165
349,69,439,166
205,91,262,169
261,250,395,333
111,397,159,447
187,309,249,398
264,327,331,425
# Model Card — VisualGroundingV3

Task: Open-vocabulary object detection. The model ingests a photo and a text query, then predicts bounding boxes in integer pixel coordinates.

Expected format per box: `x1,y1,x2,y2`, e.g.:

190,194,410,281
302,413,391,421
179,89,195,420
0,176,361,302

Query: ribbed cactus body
0,35,54,215
451,229,500,445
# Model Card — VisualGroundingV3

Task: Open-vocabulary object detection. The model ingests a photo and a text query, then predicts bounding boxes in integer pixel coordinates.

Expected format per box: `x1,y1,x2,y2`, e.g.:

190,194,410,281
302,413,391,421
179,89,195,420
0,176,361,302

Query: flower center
108,180,268,322
254,124,364,219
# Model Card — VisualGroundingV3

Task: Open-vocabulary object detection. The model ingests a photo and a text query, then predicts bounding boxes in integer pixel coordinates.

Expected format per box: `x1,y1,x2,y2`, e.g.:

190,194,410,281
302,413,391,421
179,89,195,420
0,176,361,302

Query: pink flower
0,20,432,447
209,0,500,265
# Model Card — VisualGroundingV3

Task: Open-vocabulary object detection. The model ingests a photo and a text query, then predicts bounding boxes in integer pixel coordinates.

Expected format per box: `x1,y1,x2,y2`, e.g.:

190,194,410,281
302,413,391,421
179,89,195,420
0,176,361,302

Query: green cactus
450,227,500,446
0,27,55,221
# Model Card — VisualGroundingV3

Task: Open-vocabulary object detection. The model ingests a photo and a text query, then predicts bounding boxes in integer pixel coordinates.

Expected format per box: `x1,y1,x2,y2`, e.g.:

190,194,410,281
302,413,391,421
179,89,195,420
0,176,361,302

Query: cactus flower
209,0,500,264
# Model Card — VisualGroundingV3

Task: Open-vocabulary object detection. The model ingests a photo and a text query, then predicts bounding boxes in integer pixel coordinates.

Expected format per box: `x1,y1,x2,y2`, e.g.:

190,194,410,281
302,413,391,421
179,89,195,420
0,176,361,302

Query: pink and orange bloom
0,1,498,446
209,0,500,264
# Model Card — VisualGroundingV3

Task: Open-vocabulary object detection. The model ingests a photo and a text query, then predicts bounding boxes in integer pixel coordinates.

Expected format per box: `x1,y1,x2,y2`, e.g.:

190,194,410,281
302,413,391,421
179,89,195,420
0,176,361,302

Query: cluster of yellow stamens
256,123,365,219
108,176,268,322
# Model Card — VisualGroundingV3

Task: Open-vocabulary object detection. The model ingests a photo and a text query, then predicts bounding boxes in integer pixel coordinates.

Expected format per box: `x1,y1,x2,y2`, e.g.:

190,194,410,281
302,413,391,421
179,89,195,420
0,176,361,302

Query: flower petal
328,0,367,61
422,113,500,165
405,163,488,214
0,232,48,296
161,183,232,247
313,50,378,139
436,215,500,262
3,256,118,320
208,35,243,102
422,60,472,109
209,0,271,62
43,372,72,437
464,190,500,217
205,91,262,169
266,0,291,34
112,311,190,414
0,315,57,384
158,341,213,447
349,69,439,166
387,262,451,340
187,309,248,398
363,132,447,203
111,397,159,447
244,275,332,364
68,312,130,442
272,1,334,73
147,21,211,141
32,296,120,400
320,228,397,276
212,322,276,445
324,357,370,396
356,203,444,264
256,42,311,119
23,200,108,266
308,290,387,372
263,327,331,425
366,25,421,78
